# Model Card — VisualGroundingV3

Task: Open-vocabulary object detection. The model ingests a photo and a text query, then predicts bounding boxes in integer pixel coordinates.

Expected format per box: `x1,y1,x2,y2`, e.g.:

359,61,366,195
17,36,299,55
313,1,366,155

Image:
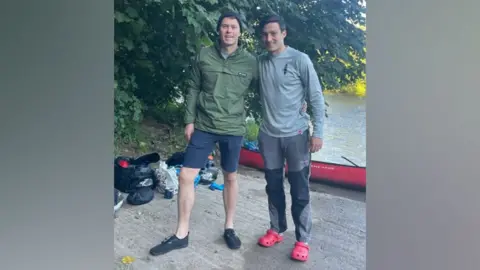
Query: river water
311,93,366,167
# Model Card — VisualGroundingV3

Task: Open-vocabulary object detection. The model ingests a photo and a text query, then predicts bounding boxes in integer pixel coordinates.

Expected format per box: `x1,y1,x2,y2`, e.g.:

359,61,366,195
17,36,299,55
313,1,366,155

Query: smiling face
219,17,241,47
262,22,287,54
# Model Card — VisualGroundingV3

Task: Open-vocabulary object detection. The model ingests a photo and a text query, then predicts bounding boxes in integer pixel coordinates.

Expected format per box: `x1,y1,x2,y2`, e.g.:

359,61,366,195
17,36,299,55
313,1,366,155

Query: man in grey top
255,15,325,262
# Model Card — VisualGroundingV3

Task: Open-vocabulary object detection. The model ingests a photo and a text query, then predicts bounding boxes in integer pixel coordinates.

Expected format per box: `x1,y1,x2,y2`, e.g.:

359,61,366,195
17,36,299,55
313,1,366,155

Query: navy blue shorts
182,129,244,173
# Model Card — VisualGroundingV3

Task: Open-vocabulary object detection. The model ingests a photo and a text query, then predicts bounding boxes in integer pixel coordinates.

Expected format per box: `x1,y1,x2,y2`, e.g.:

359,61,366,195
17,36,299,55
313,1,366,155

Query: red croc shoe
291,242,309,262
257,229,283,247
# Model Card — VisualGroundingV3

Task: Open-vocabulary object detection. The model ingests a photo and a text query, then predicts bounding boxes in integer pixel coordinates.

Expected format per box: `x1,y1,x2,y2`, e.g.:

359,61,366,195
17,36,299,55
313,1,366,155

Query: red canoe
239,147,366,189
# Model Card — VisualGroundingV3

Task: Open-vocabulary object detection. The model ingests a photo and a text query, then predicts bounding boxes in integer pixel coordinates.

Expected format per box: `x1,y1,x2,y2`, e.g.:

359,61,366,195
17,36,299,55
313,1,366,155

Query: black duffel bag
114,152,160,206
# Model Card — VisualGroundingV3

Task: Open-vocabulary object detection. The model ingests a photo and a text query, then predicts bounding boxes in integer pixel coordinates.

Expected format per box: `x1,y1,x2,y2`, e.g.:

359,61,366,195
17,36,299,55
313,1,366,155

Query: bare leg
217,134,244,250
175,167,200,238
149,128,214,256
223,170,238,229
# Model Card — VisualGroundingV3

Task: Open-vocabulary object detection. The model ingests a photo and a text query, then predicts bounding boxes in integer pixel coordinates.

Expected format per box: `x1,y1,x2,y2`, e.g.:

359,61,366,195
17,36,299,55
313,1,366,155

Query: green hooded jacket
184,43,258,136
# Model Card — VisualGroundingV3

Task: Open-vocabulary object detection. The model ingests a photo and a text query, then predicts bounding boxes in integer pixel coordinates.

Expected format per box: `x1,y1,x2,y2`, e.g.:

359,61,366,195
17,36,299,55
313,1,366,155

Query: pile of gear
113,151,221,215
155,151,221,197
243,140,259,152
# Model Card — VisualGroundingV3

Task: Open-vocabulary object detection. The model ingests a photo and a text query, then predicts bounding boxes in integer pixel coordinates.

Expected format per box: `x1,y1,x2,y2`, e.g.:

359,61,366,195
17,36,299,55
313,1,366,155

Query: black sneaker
224,229,241,250
149,234,189,256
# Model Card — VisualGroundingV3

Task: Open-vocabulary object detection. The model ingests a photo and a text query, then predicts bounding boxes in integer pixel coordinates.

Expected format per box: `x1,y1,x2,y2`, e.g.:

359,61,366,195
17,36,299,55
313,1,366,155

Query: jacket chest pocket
232,71,252,88
224,71,251,100
200,63,222,94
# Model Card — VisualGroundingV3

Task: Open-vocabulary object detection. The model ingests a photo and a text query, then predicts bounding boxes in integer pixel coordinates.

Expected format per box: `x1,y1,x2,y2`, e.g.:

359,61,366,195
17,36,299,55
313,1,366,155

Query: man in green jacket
149,11,258,256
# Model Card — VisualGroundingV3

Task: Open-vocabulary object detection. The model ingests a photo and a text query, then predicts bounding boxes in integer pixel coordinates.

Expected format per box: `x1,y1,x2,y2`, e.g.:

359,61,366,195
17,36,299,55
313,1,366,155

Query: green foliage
114,0,366,143
114,77,143,144
245,118,260,141
325,75,366,97
147,101,185,127
347,77,367,97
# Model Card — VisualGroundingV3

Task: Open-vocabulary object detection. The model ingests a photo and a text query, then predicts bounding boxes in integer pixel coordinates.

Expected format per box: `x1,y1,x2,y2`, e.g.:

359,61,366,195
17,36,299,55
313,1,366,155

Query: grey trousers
258,129,312,243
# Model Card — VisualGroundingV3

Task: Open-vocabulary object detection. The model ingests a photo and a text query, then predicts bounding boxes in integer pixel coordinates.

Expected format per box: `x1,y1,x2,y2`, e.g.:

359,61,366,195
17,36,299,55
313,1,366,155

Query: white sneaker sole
114,194,125,214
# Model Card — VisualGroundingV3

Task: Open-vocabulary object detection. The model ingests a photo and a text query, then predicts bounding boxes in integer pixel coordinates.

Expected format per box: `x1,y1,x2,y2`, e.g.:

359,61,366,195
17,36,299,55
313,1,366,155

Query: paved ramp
114,170,366,270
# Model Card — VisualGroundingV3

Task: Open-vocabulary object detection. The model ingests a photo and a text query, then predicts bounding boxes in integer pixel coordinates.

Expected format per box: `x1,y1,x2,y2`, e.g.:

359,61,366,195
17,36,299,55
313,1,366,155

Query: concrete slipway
114,166,366,270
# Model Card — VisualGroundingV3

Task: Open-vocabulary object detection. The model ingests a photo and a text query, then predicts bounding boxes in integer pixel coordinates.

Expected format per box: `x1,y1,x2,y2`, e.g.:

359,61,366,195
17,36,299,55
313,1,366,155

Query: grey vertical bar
0,0,113,269
367,0,480,269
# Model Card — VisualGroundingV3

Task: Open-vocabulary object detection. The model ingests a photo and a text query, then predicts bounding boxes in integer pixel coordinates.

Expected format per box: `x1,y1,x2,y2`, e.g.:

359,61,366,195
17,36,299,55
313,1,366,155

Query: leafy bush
114,0,366,145
148,101,185,128
336,77,366,97
245,119,260,142
114,81,143,144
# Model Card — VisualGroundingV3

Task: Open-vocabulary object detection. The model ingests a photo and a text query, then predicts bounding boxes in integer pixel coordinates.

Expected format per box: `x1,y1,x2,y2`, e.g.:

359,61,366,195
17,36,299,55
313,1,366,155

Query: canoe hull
239,148,366,190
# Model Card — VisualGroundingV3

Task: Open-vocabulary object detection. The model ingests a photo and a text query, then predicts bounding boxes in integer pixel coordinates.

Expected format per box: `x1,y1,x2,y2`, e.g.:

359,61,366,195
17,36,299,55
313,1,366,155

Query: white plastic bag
155,161,179,195
165,167,179,195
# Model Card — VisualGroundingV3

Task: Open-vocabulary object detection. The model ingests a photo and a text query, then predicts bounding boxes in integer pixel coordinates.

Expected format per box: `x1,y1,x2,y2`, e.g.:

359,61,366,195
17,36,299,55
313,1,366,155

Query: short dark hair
259,14,287,31
216,11,243,33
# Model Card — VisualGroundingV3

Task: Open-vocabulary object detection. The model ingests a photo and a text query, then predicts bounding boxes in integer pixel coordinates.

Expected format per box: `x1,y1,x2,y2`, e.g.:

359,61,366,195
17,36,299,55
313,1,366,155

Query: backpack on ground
114,152,160,206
